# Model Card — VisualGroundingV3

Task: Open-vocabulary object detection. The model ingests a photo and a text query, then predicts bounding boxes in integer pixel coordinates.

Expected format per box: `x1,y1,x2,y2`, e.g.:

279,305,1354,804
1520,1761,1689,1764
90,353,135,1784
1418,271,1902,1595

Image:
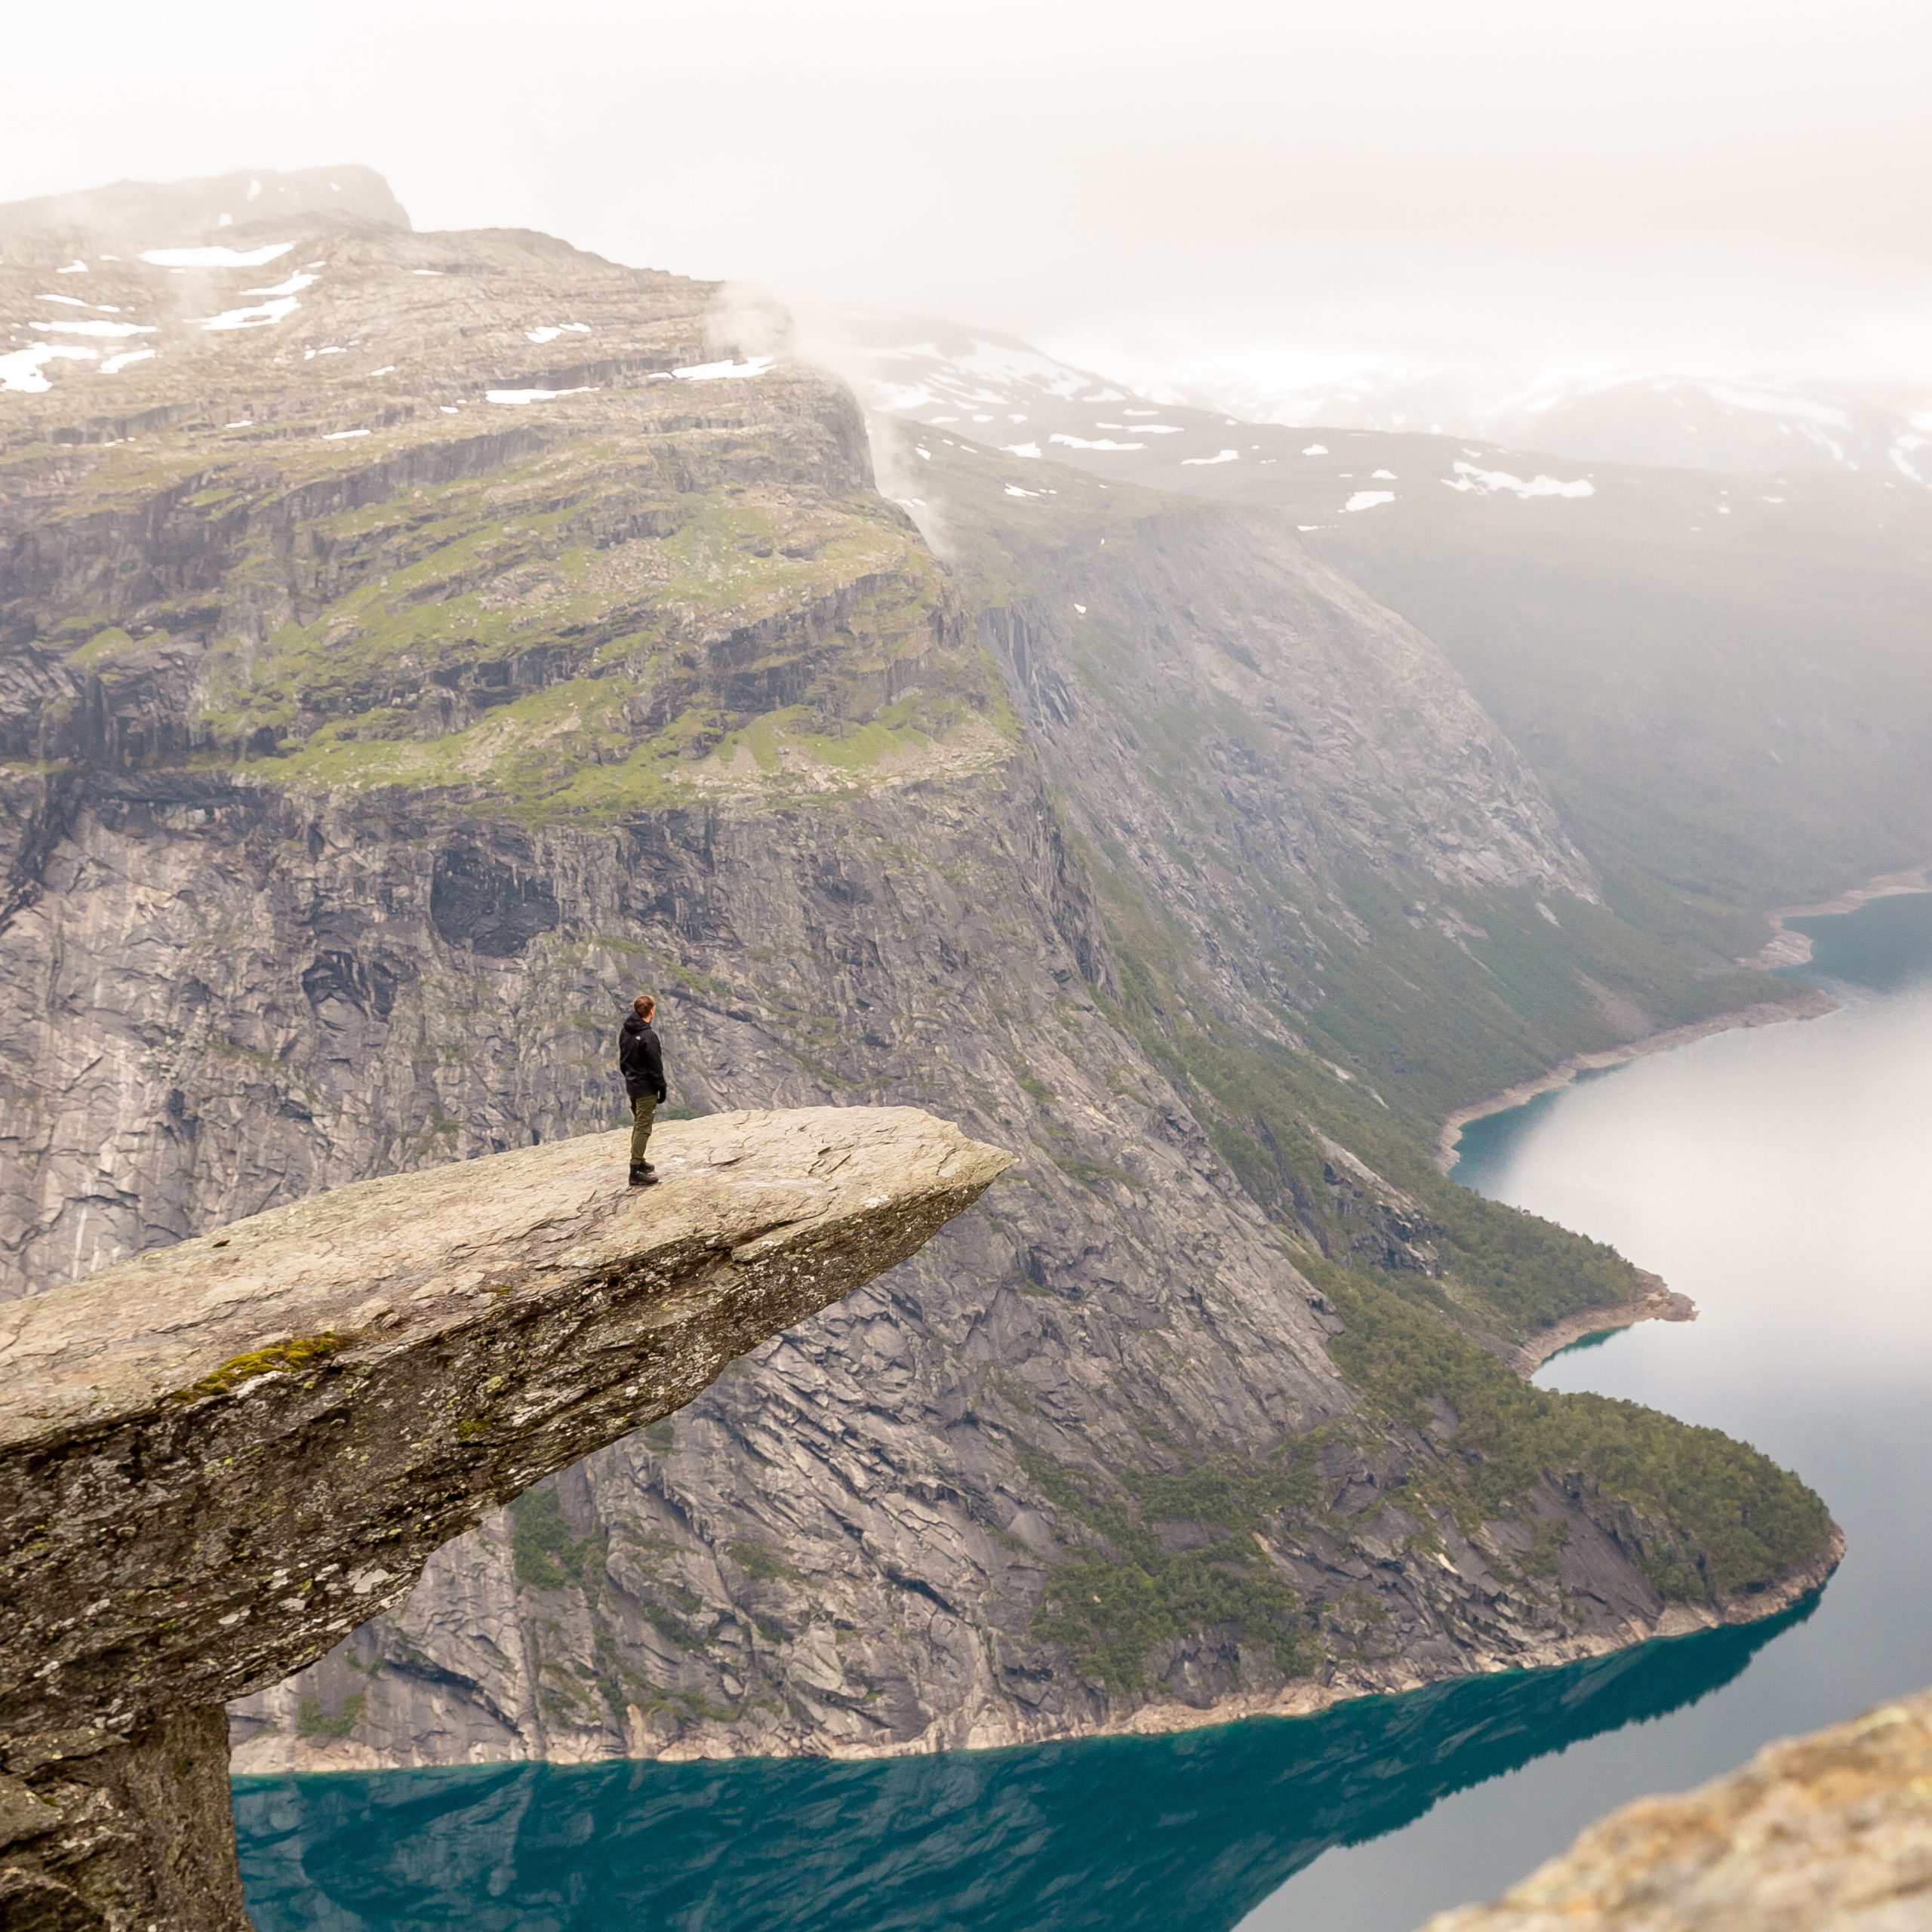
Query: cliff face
0,205,1835,1774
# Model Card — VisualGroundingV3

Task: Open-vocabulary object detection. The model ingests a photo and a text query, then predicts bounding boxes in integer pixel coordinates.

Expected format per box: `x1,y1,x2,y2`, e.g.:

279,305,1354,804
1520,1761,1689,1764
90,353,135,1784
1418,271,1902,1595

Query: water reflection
236,1604,1807,1932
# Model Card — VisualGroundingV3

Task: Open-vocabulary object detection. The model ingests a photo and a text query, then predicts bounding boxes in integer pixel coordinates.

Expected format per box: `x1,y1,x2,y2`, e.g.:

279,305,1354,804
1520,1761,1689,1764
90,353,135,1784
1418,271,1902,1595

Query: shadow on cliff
234,1594,1815,1932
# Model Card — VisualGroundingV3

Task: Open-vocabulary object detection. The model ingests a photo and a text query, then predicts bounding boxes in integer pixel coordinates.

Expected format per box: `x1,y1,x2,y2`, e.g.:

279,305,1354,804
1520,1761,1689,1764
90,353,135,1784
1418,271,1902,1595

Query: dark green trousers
629,1093,657,1168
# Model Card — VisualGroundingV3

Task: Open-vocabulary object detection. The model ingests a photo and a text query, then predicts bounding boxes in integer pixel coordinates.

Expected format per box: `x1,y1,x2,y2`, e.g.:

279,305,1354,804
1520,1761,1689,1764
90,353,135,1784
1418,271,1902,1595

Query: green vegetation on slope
509,1483,607,1591
1318,1263,1832,1599
1025,1449,1320,1691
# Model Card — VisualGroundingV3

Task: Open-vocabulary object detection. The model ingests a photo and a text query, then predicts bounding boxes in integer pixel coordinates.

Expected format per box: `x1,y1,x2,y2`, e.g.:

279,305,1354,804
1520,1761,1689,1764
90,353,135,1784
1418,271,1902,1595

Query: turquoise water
237,892,1932,1930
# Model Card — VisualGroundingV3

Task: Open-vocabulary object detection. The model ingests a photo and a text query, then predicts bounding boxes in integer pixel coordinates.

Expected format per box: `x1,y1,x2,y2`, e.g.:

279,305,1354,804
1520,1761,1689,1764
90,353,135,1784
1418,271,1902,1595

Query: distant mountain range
822,321,1931,486
0,165,408,245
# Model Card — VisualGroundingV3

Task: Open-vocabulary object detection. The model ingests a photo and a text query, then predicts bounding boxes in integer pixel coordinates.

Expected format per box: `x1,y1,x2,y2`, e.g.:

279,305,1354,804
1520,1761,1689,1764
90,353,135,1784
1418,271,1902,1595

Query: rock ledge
0,1105,1006,1930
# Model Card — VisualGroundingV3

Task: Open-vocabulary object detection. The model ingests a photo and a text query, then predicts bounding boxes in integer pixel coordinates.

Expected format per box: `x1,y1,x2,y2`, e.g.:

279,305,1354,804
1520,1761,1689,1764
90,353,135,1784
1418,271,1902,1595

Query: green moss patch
173,1333,349,1402
509,1481,607,1590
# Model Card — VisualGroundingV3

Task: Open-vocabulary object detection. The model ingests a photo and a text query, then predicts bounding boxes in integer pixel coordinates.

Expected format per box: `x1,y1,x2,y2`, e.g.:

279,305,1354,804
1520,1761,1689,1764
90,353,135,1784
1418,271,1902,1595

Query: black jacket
619,1014,666,1103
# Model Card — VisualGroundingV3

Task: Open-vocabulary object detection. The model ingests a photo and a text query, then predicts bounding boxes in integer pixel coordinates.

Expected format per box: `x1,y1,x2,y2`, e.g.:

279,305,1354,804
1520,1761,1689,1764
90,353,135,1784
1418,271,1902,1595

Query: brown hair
634,993,655,1018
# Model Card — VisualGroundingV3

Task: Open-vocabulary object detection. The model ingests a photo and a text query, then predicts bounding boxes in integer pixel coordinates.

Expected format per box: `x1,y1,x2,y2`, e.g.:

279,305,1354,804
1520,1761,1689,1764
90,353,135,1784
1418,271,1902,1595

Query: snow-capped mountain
1491,374,1929,485
1151,362,1931,485
823,317,1930,499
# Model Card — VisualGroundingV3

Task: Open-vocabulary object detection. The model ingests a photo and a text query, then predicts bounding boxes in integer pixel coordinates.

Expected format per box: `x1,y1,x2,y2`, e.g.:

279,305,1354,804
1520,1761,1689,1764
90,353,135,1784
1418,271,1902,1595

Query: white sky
4,0,1929,388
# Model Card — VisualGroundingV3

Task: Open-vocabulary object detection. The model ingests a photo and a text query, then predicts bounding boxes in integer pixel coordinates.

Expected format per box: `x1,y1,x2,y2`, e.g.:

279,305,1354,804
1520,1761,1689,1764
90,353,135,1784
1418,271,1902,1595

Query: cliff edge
1421,1687,1932,1932
0,1105,1007,1931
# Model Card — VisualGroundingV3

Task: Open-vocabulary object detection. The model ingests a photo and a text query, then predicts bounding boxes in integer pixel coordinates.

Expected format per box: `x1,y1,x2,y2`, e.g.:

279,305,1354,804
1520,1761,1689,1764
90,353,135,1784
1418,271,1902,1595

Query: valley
3,162,1928,1929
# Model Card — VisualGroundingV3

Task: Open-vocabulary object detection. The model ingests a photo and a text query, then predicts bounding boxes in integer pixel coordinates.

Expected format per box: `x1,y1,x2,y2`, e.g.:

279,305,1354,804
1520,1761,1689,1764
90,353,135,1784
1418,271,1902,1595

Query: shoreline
1431,991,1837,1175
1429,860,1930,1364
1507,1268,1697,1376
236,1527,1846,1775
1436,860,1931,1177
1750,863,1932,970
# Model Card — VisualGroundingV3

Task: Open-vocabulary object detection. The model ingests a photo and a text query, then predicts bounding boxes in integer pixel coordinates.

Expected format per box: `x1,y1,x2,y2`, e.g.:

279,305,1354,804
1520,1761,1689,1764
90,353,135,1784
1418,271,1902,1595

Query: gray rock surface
0,1105,1002,1930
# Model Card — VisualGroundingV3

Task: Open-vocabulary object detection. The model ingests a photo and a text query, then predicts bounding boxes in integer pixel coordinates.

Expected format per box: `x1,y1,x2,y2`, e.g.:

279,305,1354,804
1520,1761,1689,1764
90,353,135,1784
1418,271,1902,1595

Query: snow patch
1003,441,1043,458
140,242,294,269
672,356,775,381
199,297,300,332
30,318,155,339
486,386,593,405
38,294,90,308
1181,449,1239,466
1004,484,1041,497
321,428,371,441
245,271,317,298
99,349,155,374
1443,459,1594,500
1701,383,1850,428
1051,432,1145,451
1343,491,1395,512
1,344,97,392
1371,469,1396,479
1301,444,1327,455
525,322,592,343
57,259,88,274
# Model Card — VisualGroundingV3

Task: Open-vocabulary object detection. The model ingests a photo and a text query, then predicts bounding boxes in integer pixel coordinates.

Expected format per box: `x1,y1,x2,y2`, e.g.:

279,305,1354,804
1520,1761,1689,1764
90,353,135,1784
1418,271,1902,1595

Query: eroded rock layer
1422,1689,1932,1932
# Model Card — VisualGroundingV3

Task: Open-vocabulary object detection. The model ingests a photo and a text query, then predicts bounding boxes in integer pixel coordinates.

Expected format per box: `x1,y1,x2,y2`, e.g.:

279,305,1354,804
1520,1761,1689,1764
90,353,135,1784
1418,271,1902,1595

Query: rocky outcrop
1421,1688,1932,1931
0,1106,1006,1930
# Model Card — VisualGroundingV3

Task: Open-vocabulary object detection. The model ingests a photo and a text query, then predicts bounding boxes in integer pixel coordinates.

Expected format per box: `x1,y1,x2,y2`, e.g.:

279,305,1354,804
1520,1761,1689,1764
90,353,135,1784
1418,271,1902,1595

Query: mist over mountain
1017,349,1932,485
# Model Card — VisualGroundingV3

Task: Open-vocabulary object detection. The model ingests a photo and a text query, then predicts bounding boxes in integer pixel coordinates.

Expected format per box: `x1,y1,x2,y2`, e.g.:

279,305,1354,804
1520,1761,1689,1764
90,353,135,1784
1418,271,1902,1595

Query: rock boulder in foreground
0,1105,1007,1931
1422,1687,1932,1932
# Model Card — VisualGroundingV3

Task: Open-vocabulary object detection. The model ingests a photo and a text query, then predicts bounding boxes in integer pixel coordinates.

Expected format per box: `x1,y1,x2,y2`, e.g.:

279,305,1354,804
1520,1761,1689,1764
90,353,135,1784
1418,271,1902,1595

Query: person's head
633,993,655,1022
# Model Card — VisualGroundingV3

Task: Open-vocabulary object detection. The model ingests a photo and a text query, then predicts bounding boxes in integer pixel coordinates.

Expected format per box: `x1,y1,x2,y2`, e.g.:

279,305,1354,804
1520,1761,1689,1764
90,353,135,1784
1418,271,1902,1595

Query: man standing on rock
620,993,668,1187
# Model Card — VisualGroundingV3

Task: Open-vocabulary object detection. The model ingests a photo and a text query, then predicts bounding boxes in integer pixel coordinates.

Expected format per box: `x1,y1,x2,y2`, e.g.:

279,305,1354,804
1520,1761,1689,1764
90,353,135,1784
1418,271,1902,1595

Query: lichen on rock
1420,1688,1932,1932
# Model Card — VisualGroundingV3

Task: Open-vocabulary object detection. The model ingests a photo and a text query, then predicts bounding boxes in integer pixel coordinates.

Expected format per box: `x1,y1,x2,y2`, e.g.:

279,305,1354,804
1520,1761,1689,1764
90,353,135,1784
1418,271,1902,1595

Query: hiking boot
628,1165,658,1188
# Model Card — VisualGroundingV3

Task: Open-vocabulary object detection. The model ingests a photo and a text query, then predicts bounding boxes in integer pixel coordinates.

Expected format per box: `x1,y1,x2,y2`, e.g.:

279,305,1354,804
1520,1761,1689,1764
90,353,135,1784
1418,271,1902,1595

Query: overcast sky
5,0,1928,389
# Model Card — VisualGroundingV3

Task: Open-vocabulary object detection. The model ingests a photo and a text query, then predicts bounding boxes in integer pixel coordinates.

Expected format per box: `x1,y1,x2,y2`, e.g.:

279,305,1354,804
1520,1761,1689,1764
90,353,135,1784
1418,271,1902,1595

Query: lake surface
236,891,1932,1931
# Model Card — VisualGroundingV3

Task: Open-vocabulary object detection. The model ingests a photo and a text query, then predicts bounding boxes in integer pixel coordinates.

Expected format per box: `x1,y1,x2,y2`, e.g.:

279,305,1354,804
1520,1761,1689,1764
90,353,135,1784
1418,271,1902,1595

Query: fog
5,0,1928,395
